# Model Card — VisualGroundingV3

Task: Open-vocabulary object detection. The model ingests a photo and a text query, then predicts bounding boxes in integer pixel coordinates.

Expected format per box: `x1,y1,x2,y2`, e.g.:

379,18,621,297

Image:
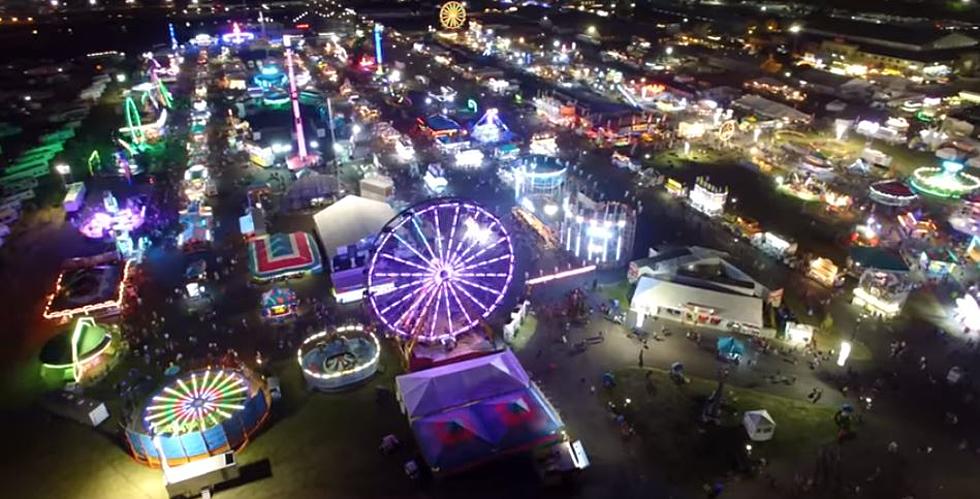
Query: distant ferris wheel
439,1,467,30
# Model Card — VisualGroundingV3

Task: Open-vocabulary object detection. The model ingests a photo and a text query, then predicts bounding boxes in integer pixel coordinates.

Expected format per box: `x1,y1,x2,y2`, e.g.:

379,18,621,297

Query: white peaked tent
312,194,396,260
743,409,776,442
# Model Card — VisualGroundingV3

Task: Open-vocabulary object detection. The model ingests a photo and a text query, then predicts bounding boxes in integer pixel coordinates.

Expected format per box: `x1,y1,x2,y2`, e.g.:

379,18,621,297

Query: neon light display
527,265,597,285
373,23,384,72
367,199,515,343
144,369,250,435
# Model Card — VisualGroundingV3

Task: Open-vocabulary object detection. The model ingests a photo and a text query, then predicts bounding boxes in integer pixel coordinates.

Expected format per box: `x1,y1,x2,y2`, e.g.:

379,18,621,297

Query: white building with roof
627,247,770,336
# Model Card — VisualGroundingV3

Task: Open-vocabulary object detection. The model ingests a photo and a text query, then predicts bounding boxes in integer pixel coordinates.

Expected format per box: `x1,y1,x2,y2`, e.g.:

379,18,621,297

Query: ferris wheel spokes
367,199,515,342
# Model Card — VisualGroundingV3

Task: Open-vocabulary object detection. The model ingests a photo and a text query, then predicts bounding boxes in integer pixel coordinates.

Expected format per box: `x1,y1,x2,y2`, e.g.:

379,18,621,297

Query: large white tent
312,194,396,261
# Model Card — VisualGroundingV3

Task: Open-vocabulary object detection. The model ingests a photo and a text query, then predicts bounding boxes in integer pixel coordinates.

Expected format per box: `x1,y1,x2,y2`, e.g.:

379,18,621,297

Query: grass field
597,279,633,307
0,344,419,499
600,367,838,485
507,314,539,352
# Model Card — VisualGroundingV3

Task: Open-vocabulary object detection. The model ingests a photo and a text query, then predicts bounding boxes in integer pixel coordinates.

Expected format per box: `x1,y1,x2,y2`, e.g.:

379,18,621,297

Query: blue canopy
717,336,746,356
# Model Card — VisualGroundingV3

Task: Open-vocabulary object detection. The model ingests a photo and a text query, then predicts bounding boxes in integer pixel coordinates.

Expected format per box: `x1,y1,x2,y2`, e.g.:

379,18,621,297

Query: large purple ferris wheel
367,199,516,343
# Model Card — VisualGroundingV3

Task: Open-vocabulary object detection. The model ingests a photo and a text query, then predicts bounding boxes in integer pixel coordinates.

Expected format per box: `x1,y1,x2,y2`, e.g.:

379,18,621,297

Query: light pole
55,163,71,187
788,24,801,55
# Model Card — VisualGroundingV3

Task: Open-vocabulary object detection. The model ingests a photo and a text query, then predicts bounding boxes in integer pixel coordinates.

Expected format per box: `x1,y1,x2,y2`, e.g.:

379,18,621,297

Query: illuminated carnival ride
75,192,146,240
126,368,271,466
909,160,980,199
366,199,515,345
297,324,381,391
869,180,917,207
470,108,511,144
39,317,120,384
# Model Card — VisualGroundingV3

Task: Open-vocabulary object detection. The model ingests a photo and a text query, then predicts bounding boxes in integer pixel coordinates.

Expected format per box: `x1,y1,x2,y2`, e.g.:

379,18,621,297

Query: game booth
297,324,381,391
717,336,746,362
177,203,213,251
852,268,911,318
126,368,271,467
743,410,776,442
260,286,298,322
247,232,323,282
419,114,463,139
807,257,842,287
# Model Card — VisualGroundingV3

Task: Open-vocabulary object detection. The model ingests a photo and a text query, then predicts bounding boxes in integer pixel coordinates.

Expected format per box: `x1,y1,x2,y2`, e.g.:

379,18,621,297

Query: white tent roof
631,276,763,328
733,94,811,123
395,350,530,420
744,409,774,427
743,409,775,441
313,195,396,258
361,174,394,190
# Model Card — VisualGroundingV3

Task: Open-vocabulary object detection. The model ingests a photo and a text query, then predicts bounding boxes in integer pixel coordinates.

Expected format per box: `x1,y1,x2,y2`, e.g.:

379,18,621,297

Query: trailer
63,182,87,213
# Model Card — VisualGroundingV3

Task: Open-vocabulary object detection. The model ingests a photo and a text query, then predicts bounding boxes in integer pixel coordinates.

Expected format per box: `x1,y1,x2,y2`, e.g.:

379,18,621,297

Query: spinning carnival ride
367,199,515,344
297,324,381,391
118,66,173,154
471,108,510,144
126,368,270,466
909,160,980,199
